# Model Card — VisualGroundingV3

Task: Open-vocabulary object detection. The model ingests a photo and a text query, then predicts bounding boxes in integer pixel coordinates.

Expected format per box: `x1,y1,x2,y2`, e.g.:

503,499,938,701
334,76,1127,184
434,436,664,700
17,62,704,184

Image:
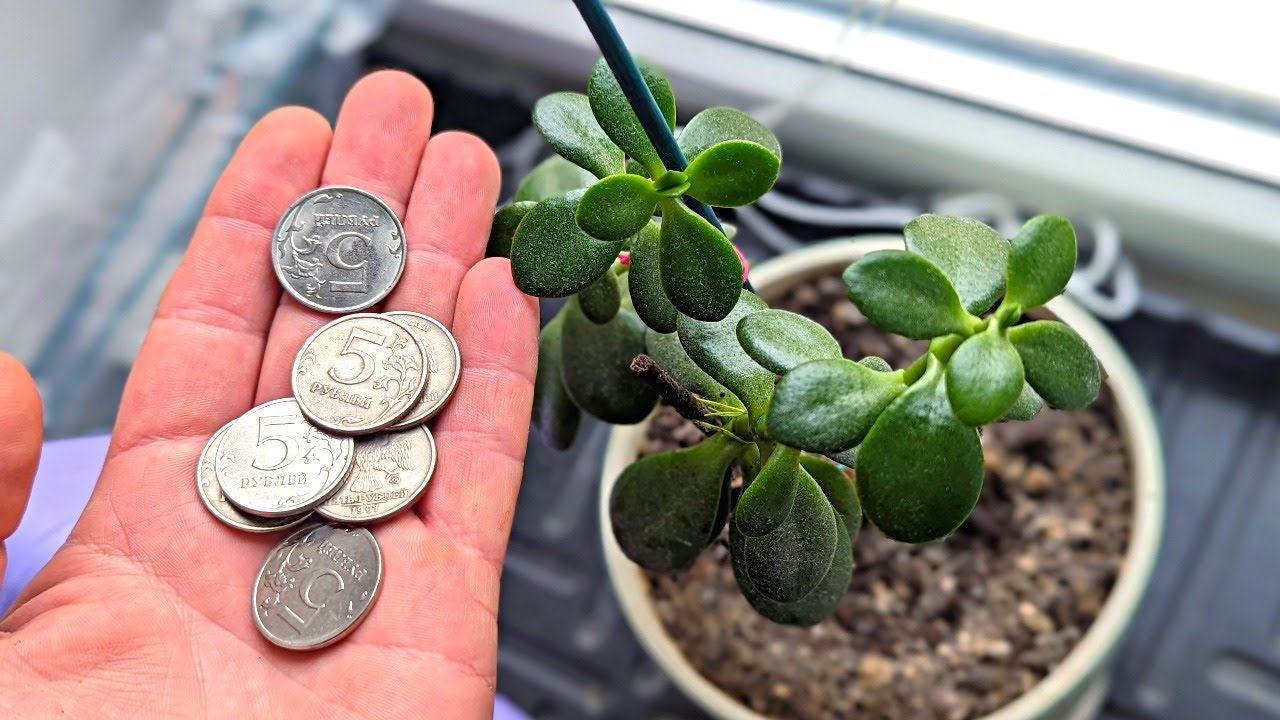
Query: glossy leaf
741,469,839,602
532,91,624,178
531,310,580,450
800,455,861,539
560,300,658,423
628,223,678,333
677,290,775,421
685,140,780,207
659,199,742,322
1009,320,1100,411
735,446,800,537
645,328,743,410
843,250,973,339
730,517,852,626
946,325,1025,426
737,309,842,374
859,356,893,373
1001,382,1044,421
904,214,1008,315
587,58,676,175
577,173,657,241
510,191,625,297
487,201,535,258
767,358,906,453
856,357,984,543
513,155,596,202
1006,214,1077,310
610,434,741,571
577,270,621,324
678,106,782,161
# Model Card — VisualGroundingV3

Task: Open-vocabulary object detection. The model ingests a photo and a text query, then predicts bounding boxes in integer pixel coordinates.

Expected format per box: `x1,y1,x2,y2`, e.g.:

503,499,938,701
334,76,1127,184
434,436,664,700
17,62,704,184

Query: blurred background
2,1,1278,718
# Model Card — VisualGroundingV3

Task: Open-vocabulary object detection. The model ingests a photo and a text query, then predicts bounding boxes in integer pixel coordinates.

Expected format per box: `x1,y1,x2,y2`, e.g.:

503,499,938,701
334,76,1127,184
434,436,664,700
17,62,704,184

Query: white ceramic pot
600,238,1165,720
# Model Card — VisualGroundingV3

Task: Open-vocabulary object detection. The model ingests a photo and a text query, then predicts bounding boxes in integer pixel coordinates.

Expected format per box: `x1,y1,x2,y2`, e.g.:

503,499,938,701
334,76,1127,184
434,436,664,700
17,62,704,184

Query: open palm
0,72,538,719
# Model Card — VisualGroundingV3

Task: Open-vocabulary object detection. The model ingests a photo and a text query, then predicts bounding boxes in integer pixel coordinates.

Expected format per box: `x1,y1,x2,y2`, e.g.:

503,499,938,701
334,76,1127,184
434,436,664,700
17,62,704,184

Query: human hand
0,71,539,719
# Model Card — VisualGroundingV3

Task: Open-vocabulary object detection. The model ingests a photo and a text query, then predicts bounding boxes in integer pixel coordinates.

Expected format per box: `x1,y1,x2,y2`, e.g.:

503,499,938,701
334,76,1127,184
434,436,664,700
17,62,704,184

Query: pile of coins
195,186,460,650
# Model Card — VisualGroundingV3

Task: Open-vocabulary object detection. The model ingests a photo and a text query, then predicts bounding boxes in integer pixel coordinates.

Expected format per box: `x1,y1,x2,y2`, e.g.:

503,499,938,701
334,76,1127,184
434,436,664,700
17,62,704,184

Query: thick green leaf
800,455,861,539
678,106,782,161
578,270,621,324
730,517,852,626
904,214,1008,315
510,191,624,297
677,291,775,421
659,199,742,322
859,356,893,373
1001,382,1044,421
532,91,624,179
843,250,974,339
946,325,1025,426
741,470,839,602
628,223,678,333
856,357,984,543
1009,320,1100,410
685,140,780,207
827,446,858,468
532,310,580,450
487,201,535,258
1006,214,1077,310
514,155,596,202
736,445,800,537
737,309,841,374
576,173,657,241
645,328,743,410
610,434,741,571
587,58,676,175
560,300,658,423
767,358,906,453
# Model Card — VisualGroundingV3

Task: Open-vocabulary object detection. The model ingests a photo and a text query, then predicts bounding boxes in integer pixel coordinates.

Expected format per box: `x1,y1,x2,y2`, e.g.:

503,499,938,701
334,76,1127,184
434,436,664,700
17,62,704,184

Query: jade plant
490,59,1101,626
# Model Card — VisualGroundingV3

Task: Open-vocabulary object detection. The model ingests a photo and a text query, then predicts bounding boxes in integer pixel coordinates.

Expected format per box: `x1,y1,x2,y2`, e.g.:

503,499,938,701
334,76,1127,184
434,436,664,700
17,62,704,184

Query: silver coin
215,398,355,517
272,185,406,313
316,426,437,523
252,523,383,650
292,314,428,435
385,311,462,429
197,422,309,533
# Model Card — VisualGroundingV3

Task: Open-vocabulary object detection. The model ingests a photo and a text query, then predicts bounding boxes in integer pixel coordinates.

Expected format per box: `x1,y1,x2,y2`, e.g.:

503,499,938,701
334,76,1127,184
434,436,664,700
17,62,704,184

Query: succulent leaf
767,358,906,453
730,516,852,626
856,357,984,544
685,140,780,207
559,299,657,423
799,455,862,539
659,199,743,322
514,155,596,202
678,106,782,161
1005,214,1077,310
677,290,775,421
843,250,974,339
577,270,621,324
576,173,658,241
510,191,625,297
737,309,842,374
946,324,1025,426
587,58,676,176
741,469,840,602
609,434,742,571
904,214,1008,315
1001,382,1044,421
532,91,625,178
628,223,678,333
531,310,581,450
735,445,801,537
1008,320,1100,410
487,201,536,258
859,356,893,373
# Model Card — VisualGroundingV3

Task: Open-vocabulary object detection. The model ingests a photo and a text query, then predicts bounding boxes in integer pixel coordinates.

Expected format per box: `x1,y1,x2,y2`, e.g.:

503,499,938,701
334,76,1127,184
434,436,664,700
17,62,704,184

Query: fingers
0,353,42,540
416,258,539,564
110,107,332,457
255,71,435,402
381,131,502,325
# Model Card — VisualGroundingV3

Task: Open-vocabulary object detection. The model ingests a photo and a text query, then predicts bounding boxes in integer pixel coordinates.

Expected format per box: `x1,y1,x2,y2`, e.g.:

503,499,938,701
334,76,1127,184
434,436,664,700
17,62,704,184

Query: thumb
0,353,42,543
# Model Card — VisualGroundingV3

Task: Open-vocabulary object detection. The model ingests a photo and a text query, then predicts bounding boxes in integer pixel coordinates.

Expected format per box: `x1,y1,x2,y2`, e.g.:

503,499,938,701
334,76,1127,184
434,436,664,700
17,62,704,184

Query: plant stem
570,0,757,294
630,354,709,423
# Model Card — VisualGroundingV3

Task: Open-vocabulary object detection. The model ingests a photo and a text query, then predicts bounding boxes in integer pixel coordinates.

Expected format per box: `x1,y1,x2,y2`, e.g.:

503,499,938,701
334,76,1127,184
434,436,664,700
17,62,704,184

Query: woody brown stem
630,354,709,424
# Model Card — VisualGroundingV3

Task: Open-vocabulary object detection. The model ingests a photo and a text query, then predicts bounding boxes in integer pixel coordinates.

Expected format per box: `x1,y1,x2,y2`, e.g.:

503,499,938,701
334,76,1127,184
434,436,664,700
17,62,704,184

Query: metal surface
197,423,311,533
216,398,355,518
291,314,428,435
252,523,383,650
272,185,406,313
385,311,462,429
317,426,437,523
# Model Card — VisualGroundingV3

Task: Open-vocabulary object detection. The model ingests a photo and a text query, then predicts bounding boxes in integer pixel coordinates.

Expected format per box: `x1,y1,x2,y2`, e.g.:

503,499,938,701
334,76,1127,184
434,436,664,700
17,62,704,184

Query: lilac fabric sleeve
1,435,531,720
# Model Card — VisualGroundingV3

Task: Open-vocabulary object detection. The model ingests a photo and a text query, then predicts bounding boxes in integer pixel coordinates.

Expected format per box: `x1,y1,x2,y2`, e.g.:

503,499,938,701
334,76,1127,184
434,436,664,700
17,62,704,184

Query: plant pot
600,237,1164,720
